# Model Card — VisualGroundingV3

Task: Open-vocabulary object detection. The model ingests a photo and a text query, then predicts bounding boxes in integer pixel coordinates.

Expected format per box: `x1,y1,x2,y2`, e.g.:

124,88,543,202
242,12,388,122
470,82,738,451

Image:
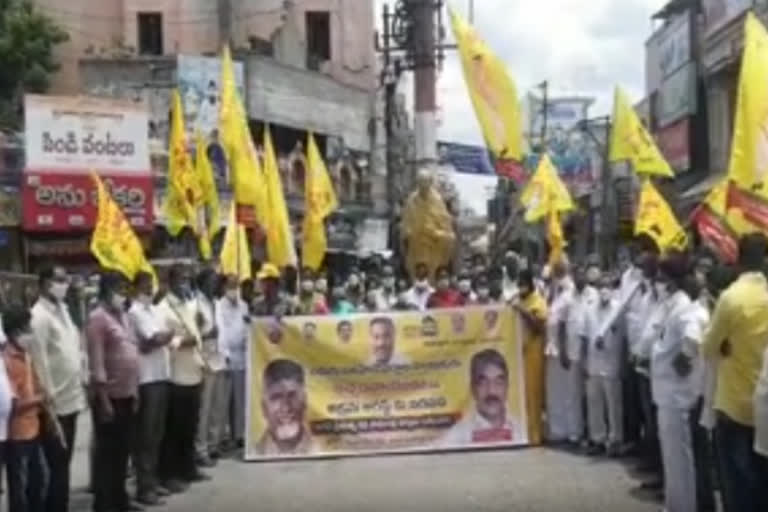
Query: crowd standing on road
0,236,767,511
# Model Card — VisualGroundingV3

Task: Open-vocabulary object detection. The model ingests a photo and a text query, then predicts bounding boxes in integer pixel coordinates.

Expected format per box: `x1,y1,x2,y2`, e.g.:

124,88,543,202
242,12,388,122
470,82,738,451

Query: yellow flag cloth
609,87,674,177
263,126,297,268
195,131,219,260
164,89,200,236
635,179,687,252
520,154,574,222
90,173,155,280
547,211,566,267
219,203,252,281
302,132,339,270
725,13,768,230
449,8,523,168
219,45,268,226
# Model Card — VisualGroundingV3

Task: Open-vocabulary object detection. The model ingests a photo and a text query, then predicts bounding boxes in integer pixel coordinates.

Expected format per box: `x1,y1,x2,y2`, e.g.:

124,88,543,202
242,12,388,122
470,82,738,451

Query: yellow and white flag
302,132,339,270
609,87,673,178
164,89,201,236
91,173,155,280
219,204,252,281
725,13,768,231
449,7,523,179
635,179,687,252
194,131,219,260
263,126,297,268
219,45,267,226
520,154,574,222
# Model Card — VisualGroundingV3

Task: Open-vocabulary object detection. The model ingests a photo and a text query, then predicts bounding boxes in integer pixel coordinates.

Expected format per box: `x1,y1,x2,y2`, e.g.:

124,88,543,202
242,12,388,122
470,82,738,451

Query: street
63,417,656,512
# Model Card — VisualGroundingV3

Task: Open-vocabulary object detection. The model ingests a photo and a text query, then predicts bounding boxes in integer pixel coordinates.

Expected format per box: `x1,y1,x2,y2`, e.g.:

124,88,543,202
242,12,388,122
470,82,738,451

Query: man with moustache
367,317,408,367
254,359,313,456
443,349,523,445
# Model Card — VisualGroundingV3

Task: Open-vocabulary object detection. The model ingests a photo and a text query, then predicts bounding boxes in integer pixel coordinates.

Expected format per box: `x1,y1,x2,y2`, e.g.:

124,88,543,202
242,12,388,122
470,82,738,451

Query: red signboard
655,118,690,172
22,172,153,231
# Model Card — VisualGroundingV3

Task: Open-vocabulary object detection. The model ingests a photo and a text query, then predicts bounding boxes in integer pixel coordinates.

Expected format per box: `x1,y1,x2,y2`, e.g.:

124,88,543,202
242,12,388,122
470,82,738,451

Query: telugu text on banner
245,307,528,460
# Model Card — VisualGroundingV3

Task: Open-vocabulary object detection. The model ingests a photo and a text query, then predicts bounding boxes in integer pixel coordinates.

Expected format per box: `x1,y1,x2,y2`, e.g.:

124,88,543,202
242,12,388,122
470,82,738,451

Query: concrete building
28,0,389,263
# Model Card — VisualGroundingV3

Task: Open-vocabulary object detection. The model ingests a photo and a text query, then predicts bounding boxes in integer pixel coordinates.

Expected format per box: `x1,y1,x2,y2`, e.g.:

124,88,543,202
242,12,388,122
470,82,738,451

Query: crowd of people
0,233,767,511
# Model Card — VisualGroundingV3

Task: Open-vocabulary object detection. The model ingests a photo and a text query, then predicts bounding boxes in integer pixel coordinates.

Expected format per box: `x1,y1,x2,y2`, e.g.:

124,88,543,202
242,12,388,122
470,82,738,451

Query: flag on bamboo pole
635,179,687,252
520,154,574,222
302,132,339,270
163,89,201,236
449,7,524,182
726,13,768,231
691,180,755,263
609,87,674,178
219,45,267,226
90,173,155,280
195,131,219,260
219,203,251,281
547,210,566,266
263,126,297,268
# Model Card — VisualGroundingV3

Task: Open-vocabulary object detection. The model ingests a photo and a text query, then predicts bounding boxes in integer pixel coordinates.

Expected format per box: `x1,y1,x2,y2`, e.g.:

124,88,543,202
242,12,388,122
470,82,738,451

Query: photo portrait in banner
245,307,528,460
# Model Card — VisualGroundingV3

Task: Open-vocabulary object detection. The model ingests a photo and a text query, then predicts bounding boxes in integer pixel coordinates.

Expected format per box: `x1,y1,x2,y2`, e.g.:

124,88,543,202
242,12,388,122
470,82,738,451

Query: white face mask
437,278,450,290
415,279,429,290
347,275,360,287
50,282,68,301
301,281,315,294
478,287,490,299
16,333,34,349
111,293,127,310
383,277,395,290
458,280,472,293
136,293,152,306
225,289,239,301
315,279,328,294
655,282,668,300
599,288,612,303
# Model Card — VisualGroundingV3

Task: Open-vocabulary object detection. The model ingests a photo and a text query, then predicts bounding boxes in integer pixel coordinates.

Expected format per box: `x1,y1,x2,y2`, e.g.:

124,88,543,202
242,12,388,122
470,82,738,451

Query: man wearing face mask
216,275,249,450
474,274,492,305
297,271,329,316
86,272,140,512
404,263,434,311
427,266,466,309
127,271,176,503
456,271,477,304
155,264,208,488
29,265,86,512
376,264,398,311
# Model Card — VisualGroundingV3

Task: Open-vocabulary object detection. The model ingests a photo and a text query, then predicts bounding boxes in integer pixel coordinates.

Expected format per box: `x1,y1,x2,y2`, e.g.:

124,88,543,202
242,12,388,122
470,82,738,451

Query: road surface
63,416,657,512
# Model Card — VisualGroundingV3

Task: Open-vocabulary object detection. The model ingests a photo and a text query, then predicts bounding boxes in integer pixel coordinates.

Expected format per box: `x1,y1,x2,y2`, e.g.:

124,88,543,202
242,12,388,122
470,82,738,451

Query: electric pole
538,80,549,150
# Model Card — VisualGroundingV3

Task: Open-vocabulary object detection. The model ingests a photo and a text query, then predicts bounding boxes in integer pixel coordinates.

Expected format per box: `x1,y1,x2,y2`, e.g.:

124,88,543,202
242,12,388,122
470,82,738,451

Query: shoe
160,479,188,494
136,491,164,507
196,456,216,468
155,486,171,497
186,471,212,483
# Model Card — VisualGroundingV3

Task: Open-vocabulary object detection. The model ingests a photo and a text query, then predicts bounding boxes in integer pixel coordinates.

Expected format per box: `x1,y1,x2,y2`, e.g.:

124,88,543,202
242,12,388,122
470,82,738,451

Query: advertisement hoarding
23,94,152,231
655,118,691,172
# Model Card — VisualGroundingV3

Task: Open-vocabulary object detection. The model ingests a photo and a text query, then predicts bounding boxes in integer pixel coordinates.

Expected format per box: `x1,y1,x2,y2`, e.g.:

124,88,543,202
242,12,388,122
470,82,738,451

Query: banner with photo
245,307,528,460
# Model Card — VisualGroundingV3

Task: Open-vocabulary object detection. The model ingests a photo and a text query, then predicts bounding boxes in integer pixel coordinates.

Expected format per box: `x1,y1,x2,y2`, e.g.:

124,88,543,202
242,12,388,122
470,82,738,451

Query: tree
0,0,68,129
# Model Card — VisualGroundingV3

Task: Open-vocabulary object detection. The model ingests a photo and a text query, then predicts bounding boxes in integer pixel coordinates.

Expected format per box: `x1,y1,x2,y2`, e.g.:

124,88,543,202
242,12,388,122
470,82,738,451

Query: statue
400,168,457,281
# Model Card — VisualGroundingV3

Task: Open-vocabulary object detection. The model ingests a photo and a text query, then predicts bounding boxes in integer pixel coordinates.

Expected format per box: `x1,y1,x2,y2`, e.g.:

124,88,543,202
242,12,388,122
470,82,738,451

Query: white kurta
545,276,575,441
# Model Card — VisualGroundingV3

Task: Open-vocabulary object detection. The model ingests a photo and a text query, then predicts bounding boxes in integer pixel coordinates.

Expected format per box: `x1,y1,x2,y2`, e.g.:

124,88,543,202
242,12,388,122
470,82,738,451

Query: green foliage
0,0,69,129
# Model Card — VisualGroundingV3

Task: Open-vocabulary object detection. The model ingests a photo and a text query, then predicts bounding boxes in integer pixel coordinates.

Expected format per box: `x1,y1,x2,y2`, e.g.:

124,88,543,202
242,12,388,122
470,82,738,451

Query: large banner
246,307,528,460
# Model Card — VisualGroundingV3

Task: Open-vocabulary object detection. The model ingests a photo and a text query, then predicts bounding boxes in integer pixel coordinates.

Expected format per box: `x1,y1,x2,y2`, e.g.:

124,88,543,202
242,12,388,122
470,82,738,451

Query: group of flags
451,6,768,264
89,46,339,283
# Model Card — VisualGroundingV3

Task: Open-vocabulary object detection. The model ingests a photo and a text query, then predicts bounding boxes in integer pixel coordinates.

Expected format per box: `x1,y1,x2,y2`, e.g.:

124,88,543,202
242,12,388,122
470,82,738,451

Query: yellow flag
609,87,673,177
195,131,219,260
449,8,523,174
90,173,155,280
219,204,251,281
219,45,267,226
547,211,566,266
693,179,755,262
635,179,687,252
164,89,200,235
263,126,297,268
302,132,339,270
726,13,768,230
520,154,574,222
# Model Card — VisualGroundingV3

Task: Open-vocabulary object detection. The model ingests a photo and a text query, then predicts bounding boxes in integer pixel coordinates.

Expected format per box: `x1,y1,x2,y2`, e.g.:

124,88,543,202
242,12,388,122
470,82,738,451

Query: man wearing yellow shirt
702,233,768,512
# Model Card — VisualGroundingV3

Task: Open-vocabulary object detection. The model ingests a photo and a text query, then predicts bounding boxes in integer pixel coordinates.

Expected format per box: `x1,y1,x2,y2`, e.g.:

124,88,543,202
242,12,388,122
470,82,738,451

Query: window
305,11,331,70
137,12,163,56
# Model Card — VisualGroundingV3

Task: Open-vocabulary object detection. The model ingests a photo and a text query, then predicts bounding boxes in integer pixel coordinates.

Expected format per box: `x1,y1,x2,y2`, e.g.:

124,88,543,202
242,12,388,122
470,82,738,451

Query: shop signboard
655,118,691,172
23,94,152,231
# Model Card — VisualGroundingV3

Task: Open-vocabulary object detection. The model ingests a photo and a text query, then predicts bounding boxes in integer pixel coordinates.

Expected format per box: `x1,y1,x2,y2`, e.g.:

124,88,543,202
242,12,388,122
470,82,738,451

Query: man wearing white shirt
155,264,208,487
127,271,176,503
29,265,86,512
544,259,575,442
194,269,228,466
563,267,597,445
403,263,434,311
217,275,249,447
